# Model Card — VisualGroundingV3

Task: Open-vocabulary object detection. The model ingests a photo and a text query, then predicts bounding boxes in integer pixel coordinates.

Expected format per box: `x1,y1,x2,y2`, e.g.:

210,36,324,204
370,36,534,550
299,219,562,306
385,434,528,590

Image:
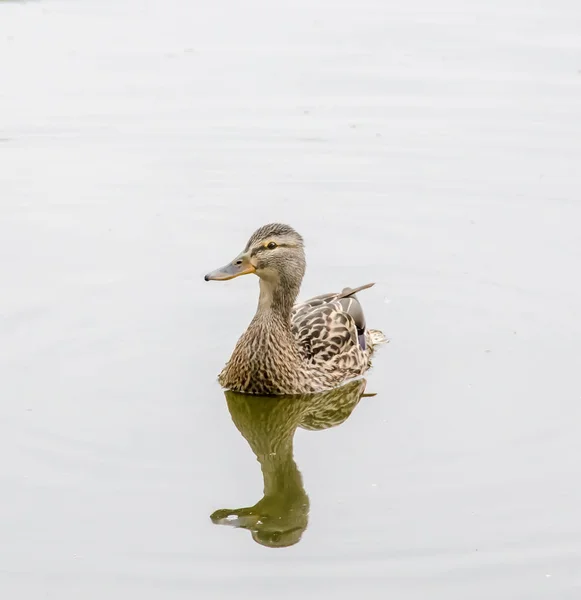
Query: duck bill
204,253,256,281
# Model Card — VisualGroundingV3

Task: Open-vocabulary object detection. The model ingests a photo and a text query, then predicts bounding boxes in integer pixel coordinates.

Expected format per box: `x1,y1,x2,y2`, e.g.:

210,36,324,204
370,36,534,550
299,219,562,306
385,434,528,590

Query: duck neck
256,275,299,322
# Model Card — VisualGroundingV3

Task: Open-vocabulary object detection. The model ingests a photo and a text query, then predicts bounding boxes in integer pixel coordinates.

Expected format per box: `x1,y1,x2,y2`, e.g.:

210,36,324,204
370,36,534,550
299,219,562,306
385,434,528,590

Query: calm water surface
1,0,580,598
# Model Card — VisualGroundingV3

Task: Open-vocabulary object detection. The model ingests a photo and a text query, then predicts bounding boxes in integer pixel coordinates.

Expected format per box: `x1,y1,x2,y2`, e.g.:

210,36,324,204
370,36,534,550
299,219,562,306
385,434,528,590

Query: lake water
1,0,580,598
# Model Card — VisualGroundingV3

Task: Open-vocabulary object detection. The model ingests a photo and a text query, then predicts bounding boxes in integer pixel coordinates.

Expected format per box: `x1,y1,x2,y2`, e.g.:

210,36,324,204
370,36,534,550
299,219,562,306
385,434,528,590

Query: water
1,0,580,598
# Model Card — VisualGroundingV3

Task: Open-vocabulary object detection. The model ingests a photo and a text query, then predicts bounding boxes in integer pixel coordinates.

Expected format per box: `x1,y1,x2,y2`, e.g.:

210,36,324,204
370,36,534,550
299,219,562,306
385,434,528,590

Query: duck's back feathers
290,283,385,389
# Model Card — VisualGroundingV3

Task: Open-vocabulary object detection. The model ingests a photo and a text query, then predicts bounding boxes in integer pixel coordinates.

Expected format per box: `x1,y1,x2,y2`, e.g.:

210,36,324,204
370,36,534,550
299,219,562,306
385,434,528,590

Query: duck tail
339,282,375,299
368,328,388,346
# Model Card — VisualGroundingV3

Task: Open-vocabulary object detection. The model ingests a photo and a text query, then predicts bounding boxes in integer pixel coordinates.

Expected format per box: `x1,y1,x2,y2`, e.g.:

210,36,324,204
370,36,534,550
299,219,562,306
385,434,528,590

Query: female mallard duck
204,223,386,395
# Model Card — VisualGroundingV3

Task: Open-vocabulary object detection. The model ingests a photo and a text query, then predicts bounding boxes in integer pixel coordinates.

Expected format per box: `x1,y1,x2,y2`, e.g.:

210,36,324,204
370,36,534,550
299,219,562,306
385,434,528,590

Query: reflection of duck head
211,379,369,548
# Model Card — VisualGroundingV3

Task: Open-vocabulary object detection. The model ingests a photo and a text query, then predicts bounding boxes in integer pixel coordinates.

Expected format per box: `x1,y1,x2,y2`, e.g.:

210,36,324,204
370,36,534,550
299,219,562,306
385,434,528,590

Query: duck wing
291,283,375,362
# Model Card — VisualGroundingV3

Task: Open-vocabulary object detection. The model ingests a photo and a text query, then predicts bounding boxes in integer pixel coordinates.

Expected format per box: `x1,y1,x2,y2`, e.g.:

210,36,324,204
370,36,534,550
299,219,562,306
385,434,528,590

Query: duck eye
267,241,277,250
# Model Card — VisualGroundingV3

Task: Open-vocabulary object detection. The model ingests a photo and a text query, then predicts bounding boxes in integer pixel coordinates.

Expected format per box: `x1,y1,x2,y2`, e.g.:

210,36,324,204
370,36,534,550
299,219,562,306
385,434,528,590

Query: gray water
1,1,581,598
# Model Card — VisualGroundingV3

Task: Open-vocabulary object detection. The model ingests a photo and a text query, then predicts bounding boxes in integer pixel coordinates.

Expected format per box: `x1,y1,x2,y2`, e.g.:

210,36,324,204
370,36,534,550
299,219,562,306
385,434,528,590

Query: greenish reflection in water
211,379,371,548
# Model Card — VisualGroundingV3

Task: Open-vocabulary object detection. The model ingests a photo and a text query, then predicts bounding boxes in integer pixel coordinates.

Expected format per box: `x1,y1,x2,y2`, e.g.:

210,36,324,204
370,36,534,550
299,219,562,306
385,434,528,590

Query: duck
204,223,386,395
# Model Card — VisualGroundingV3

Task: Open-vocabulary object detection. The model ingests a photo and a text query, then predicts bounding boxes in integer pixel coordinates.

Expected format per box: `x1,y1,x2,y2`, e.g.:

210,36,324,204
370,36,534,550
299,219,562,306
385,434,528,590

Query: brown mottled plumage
204,223,386,394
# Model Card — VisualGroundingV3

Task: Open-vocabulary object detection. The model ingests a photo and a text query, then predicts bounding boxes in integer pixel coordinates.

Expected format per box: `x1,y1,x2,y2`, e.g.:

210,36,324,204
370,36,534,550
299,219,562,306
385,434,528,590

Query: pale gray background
1,0,580,598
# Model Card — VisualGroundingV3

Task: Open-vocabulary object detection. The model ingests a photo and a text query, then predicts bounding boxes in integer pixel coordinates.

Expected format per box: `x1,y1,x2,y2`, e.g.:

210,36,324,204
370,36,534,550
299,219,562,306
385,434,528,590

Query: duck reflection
211,379,371,548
